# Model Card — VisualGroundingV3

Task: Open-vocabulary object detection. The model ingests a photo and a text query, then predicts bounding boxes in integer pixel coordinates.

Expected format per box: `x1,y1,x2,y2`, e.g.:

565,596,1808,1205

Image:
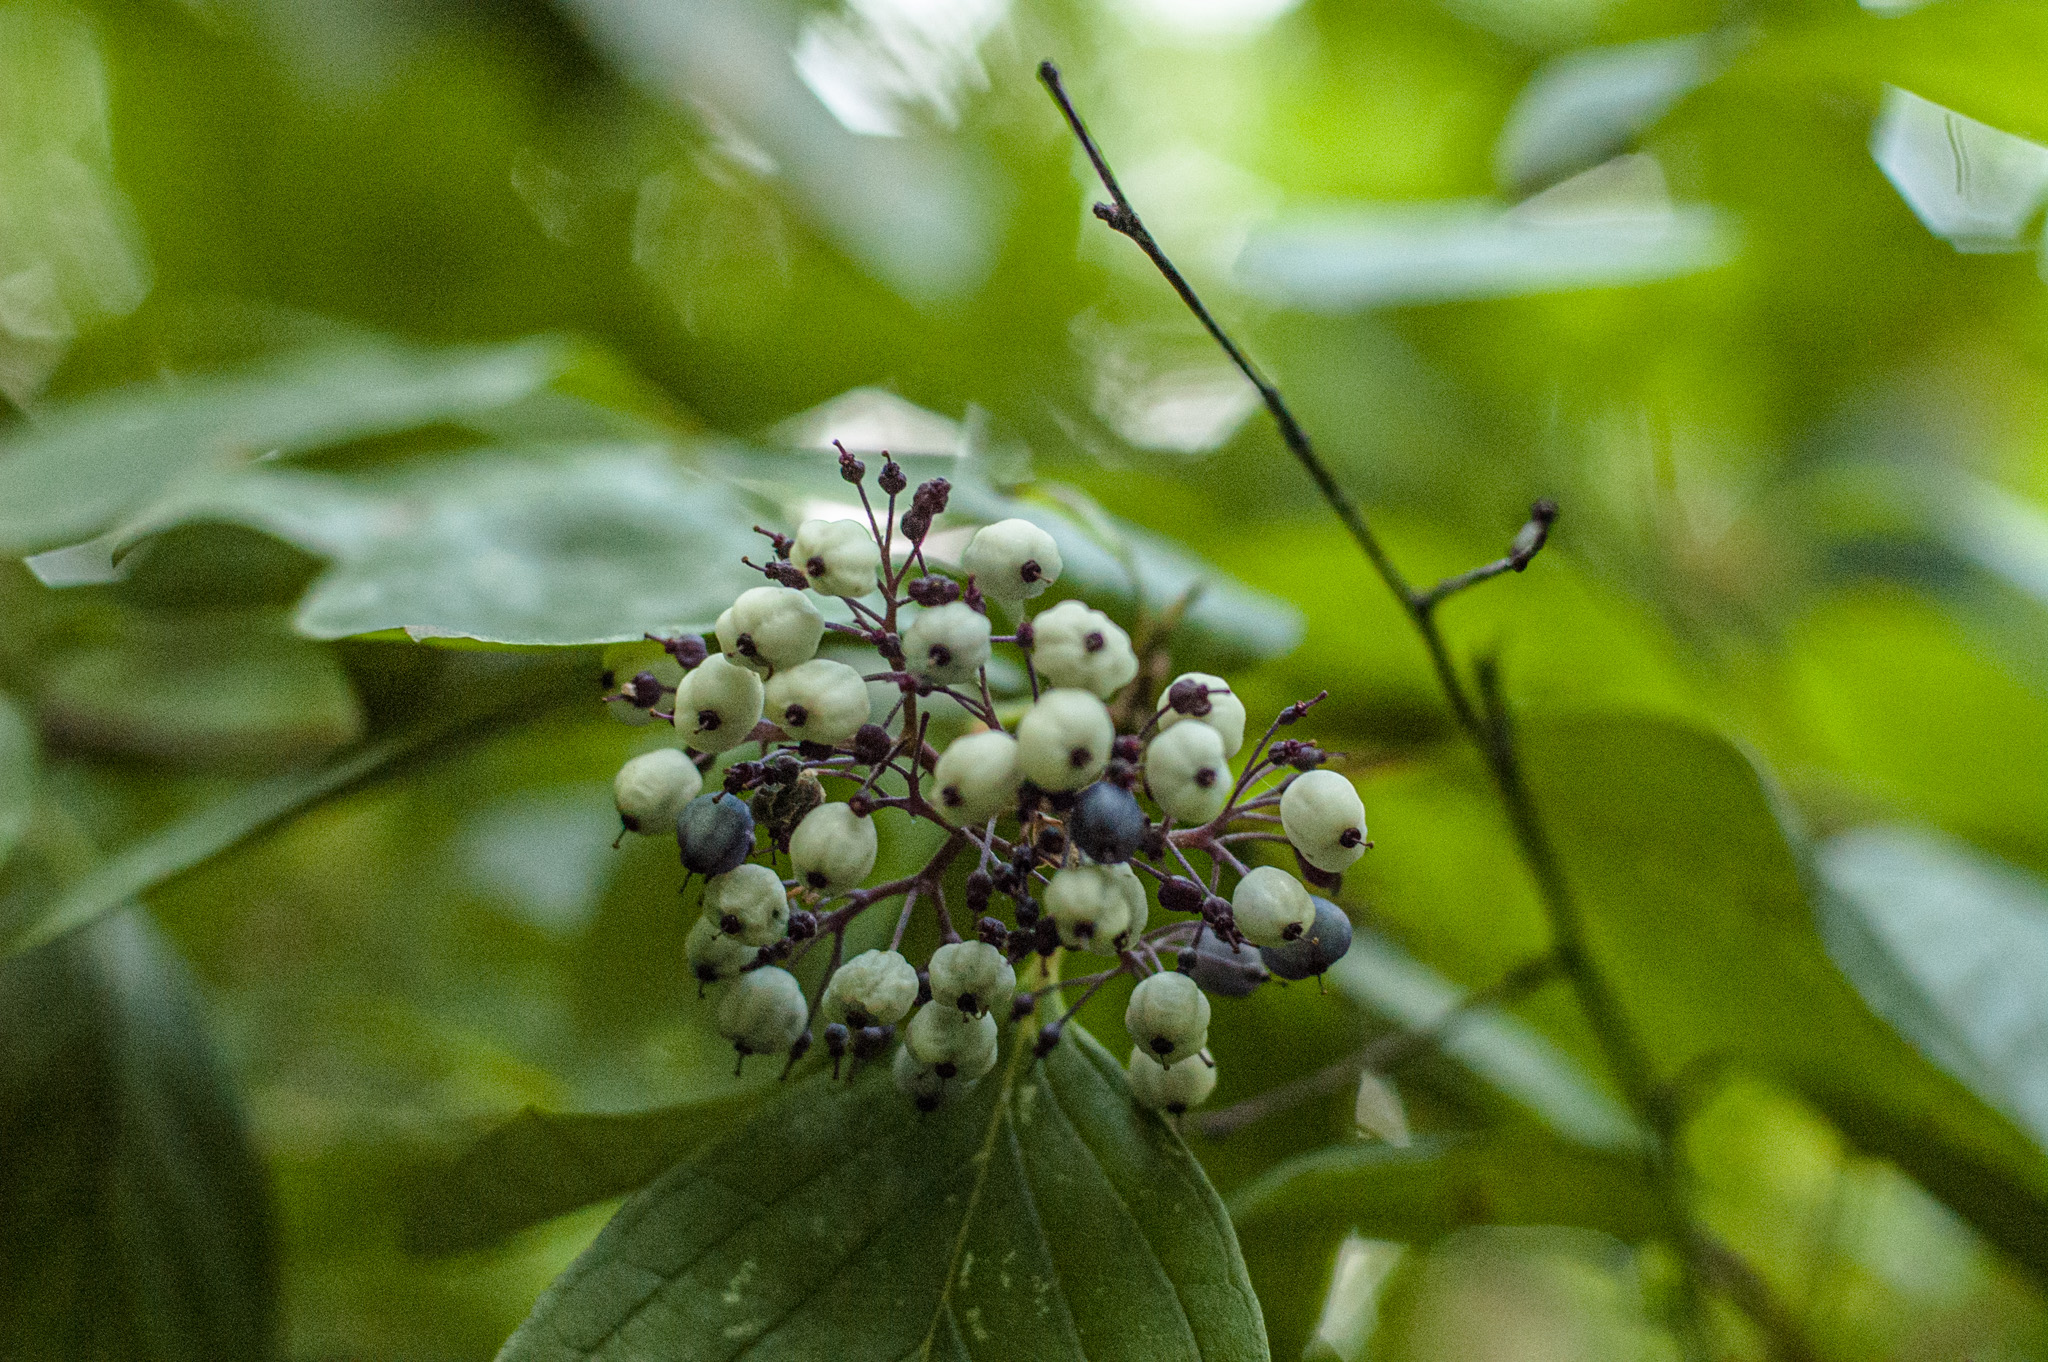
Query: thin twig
1194,955,1559,1139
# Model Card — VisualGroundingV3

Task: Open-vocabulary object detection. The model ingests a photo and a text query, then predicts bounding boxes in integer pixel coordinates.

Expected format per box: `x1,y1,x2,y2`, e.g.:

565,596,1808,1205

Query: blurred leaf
0,2,150,404
0,662,581,959
406,1090,773,1257
500,1026,1269,1361
0,907,275,1360
1818,824,2048,1149
1328,932,1641,1152
1495,35,1720,194
0,692,33,871
0,336,576,556
1236,194,1733,311
39,611,362,768
93,444,763,646
1870,87,2048,252
1521,713,2048,1275
1230,1126,1659,1247
1354,1071,1413,1148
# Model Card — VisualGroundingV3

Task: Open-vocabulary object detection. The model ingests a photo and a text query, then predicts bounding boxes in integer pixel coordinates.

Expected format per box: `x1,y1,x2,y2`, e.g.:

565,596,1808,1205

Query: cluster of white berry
601,448,1364,1115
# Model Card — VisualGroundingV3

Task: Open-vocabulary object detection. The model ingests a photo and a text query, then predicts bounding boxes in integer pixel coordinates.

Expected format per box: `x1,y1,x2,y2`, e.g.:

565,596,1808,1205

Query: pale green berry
766,658,871,745
1231,865,1314,948
791,518,881,598
703,862,790,946
789,802,877,893
927,940,1015,1018
1125,970,1211,1066
1279,769,1368,873
822,949,919,1028
1145,721,1231,826
717,585,824,674
906,1003,1000,1081
962,518,1062,602
1155,672,1247,757
1044,862,1146,954
1125,1047,1217,1114
1016,688,1114,791
904,603,992,684
1029,600,1138,698
893,1044,956,1111
673,654,765,753
613,748,703,835
687,913,759,983
933,730,1022,825
717,966,808,1058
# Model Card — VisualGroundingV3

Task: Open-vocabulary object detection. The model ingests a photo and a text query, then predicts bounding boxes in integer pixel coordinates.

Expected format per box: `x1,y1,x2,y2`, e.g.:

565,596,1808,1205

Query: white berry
1016,689,1114,791
1125,970,1211,1066
717,966,808,1057
906,1003,1000,1081
613,748,702,835
673,654,764,753
789,802,877,893
766,658,871,745
927,940,1015,1018
717,585,824,674
1155,672,1247,757
1231,865,1314,948
1126,1047,1216,1115
933,730,1022,826
1280,769,1368,873
1145,721,1231,826
822,949,919,1028
893,1044,957,1110
1029,600,1137,698
962,518,1062,602
791,518,880,598
686,913,758,983
904,603,992,684
1044,862,1146,954
703,862,790,946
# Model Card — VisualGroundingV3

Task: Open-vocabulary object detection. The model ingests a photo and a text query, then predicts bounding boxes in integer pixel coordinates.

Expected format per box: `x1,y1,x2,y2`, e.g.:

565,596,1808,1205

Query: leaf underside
499,1027,1268,1362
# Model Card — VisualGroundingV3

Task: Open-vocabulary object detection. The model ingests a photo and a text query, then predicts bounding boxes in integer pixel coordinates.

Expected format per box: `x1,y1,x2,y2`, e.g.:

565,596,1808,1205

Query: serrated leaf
407,1091,772,1257
0,693,33,872
499,1025,1268,1362
0,904,276,1360
1520,713,2048,1277
0,336,576,555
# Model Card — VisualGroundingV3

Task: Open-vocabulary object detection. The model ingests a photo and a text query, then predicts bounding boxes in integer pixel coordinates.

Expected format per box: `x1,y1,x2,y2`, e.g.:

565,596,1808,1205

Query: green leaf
1817,825,2048,1151
1230,1126,1659,1247
499,1025,1269,1362
0,692,33,871
0,906,276,1360
1236,198,1734,312
1520,714,2048,1276
1327,933,1640,1152
0,336,576,556
38,611,362,768
91,445,765,646
0,662,581,959
1494,35,1721,193
406,1091,773,1257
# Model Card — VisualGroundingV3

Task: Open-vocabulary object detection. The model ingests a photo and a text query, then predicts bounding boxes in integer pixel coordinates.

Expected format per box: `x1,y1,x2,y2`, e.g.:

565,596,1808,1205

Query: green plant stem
1037,57,1804,1361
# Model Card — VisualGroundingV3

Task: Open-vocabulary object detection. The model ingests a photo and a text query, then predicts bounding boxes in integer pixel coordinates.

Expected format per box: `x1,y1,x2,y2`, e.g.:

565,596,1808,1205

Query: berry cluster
601,448,1364,1115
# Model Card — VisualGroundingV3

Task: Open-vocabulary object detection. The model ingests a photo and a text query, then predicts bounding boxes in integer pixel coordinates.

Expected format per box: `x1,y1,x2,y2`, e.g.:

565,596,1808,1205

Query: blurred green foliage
2,0,2047,1358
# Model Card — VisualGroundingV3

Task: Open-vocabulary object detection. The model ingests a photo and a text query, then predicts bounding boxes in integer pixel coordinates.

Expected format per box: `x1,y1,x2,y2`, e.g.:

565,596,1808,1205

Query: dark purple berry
1068,781,1148,864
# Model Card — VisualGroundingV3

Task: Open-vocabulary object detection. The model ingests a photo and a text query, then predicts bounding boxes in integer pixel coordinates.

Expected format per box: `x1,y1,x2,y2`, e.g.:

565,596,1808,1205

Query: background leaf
1520,713,2048,1275
0,905,275,1360
500,1024,1268,1362
0,692,33,871
406,1091,773,1258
